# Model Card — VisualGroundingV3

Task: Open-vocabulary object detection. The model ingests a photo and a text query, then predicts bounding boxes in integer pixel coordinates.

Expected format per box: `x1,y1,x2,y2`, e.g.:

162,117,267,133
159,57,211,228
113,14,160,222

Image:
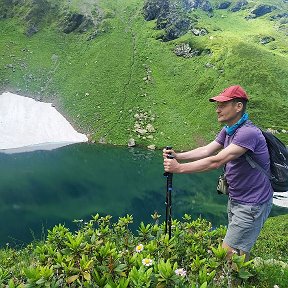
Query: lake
0,143,286,246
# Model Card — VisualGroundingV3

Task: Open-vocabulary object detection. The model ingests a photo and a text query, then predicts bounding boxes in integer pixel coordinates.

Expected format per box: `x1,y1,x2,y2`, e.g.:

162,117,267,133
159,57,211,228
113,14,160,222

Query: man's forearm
176,146,211,162
177,155,222,173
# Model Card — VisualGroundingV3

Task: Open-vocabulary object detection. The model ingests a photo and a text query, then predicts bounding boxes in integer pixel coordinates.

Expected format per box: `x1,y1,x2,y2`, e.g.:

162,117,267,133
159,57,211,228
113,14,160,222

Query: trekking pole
163,146,174,239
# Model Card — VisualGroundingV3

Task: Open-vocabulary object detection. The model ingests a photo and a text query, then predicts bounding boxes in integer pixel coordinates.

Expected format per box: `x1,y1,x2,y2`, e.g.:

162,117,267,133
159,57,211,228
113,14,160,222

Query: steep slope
0,0,287,149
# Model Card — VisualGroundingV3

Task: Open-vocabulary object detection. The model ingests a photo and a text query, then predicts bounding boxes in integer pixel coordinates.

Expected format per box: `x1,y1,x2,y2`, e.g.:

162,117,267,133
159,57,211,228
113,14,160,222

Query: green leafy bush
0,213,287,287
0,213,254,287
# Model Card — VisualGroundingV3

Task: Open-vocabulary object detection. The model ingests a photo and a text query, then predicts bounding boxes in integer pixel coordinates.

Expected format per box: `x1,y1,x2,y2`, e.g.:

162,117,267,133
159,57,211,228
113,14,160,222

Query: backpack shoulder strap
245,153,272,180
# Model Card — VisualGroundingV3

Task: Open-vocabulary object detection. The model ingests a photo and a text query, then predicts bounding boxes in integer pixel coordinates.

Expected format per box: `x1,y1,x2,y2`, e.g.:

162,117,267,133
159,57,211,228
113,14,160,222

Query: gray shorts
223,197,273,253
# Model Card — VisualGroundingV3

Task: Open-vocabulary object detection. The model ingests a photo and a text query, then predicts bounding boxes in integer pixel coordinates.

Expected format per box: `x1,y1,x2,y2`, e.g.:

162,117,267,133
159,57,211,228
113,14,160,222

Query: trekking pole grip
164,146,174,176
166,146,174,160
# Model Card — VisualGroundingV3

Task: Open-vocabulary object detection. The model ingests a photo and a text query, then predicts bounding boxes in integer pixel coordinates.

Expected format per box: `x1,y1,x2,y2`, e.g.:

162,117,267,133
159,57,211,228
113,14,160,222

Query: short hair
232,98,247,114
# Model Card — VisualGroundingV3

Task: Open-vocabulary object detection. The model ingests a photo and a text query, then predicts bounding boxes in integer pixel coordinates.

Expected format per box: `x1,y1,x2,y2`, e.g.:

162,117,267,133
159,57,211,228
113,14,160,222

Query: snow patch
0,92,88,153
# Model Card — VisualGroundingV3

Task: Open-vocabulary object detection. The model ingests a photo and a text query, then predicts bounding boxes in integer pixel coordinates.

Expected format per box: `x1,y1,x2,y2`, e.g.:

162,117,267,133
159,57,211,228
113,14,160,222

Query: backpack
245,130,288,192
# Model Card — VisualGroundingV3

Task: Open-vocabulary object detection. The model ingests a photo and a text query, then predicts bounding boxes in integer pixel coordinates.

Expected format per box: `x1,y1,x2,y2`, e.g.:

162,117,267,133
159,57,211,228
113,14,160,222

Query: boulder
147,144,156,150
174,43,192,57
205,62,214,68
260,36,275,45
146,124,155,133
128,138,136,147
174,43,208,58
135,128,147,135
99,137,106,144
25,25,39,37
191,27,208,36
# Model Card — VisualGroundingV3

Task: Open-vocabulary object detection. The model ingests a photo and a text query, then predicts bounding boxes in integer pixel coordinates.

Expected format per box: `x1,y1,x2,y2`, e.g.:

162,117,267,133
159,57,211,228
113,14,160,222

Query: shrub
1,213,288,287
0,213,257,287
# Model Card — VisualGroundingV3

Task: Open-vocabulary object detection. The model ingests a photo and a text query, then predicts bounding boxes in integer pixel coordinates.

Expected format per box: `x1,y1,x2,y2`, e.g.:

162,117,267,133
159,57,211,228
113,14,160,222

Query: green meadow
0,0,287,150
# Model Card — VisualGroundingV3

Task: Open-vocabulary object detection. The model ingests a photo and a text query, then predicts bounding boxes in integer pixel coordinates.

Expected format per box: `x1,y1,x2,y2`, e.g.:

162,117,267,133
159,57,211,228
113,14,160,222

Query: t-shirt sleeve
215,128,226,146
232,126,259,152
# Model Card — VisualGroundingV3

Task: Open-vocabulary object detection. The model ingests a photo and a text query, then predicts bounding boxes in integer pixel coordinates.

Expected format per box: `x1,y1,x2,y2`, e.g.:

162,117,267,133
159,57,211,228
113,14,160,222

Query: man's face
215,100,242,125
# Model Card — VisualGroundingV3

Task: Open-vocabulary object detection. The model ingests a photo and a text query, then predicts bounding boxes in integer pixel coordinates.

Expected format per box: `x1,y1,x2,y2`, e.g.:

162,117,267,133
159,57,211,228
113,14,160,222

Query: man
163,85,273,260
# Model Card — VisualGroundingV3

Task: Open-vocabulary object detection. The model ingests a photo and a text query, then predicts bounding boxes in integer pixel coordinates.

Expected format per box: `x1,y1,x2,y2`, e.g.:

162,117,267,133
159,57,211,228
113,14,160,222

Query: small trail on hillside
103,3,141,140
42,59,60,96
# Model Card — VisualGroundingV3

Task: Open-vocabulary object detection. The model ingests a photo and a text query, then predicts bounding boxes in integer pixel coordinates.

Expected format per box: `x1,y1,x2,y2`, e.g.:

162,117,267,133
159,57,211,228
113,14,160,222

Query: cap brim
209,95,233,102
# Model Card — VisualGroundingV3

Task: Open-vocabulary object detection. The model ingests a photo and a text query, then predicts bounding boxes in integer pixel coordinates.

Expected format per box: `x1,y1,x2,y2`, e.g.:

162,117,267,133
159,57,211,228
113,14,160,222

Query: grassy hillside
0,0,288,150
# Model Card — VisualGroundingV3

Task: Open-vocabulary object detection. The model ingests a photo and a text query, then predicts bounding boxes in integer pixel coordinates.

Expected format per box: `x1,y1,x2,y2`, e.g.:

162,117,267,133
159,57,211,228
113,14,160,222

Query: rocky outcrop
182,0,213,13
230,0,248,12
161,18,191,41
143,0,164,21
61,12,94,34
217,1,232,10
201,1,213,13
271,13,288,21
249,5,278,18
143,0,213,41
0,0,96,36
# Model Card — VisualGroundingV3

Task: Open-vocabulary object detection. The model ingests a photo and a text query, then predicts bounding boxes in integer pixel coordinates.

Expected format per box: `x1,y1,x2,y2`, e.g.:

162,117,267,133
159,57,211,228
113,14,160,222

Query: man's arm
176,141,223,161
164,143,248,173
163,141,223,161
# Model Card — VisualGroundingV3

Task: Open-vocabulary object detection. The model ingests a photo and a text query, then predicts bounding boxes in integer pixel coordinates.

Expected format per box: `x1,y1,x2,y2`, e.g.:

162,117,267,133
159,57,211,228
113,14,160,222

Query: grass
0,0,288,150
252,214,288,262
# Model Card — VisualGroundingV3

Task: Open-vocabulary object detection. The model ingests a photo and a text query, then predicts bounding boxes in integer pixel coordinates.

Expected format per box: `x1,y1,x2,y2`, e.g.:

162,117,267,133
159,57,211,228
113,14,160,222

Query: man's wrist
175,163,184,173
174,152,180,160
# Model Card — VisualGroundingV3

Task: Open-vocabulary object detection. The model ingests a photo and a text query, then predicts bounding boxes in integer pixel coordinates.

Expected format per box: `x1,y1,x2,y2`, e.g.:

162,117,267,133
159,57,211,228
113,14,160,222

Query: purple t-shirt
216,121,273,204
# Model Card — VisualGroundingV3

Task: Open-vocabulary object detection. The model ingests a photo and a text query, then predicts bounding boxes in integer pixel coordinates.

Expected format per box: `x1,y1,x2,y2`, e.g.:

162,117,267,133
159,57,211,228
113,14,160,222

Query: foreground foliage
0,214,287,287
252,213,288,262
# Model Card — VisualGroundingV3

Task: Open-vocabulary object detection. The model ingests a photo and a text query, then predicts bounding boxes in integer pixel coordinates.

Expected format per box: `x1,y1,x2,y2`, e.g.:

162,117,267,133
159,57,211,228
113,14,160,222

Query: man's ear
236,102,244,113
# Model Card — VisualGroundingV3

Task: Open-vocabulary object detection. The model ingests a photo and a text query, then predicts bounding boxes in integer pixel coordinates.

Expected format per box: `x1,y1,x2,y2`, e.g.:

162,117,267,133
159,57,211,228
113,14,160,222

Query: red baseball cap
209,85,249,102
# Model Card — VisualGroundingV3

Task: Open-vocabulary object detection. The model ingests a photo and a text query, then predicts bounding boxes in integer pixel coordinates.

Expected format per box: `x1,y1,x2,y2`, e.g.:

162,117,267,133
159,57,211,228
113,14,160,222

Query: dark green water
0,143,286,246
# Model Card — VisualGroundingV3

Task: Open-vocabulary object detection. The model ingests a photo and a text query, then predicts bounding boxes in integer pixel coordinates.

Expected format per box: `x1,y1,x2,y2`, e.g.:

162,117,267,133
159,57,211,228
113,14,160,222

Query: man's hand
162,148,177,159
163,158,181,173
